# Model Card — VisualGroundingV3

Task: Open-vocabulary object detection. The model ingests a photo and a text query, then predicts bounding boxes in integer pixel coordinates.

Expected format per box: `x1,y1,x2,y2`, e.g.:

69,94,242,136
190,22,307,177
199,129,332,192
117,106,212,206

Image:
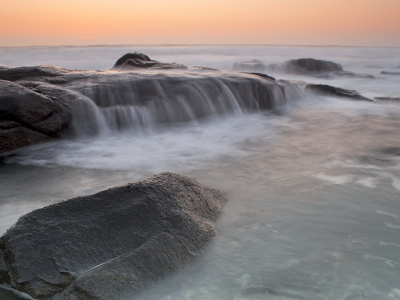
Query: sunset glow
1,0,400,46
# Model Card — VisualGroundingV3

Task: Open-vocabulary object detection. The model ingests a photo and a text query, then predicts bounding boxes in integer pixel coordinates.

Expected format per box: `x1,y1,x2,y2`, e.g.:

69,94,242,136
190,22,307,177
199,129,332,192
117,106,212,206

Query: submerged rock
374,96,400,101
111,52,187,71
381,71,400,75
0,80,72,153
233,60,266,72
305,84,373,101
0,172,226,300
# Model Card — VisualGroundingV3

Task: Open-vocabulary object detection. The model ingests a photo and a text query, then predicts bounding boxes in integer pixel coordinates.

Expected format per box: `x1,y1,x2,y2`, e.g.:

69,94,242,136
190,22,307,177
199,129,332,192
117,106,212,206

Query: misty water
1,45,400,300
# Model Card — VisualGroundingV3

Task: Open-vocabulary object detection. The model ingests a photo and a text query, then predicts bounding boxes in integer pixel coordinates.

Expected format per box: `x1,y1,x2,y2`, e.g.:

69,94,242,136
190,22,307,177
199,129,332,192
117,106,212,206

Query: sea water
0,45,400,300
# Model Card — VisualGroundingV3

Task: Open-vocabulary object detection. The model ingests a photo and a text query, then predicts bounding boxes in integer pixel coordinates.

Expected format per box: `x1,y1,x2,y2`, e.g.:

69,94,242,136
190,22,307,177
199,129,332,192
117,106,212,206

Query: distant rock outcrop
305,83,373,101
381,71,400,75
374,96,400,101
280,58,343,75
0,172,226,300
111,52,187,71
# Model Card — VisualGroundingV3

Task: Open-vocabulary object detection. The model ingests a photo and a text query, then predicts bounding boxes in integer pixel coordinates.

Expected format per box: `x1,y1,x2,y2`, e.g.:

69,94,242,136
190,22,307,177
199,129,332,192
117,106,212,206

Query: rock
243,72,275,81
374,97,400,101
279,58,343,75
305,84,373,101
233,60,266,72
0,248,8,284
0,80,71,153
381,71,400,75
0,65,71,82
0,126,51,153
111,52,187,71
316,71,375,79
0,172,226,300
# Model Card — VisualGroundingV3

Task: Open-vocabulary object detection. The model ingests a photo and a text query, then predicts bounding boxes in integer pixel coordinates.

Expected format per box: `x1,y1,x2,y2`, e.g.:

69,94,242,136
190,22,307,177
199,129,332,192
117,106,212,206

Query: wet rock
0,126,51,154
233,60,266,72
280,58,343,75
374,97,400,101
0,80,71,153
381,71,400,75
305,84,373,101
0,65,71,82
316,71,375,79
0,249,8,284
244,72,276,81
111,52,187,71
0,172,226,300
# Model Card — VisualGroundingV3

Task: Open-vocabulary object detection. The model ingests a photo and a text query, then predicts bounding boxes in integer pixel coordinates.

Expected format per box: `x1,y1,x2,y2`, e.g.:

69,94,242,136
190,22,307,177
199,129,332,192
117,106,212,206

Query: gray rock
111,53,187,71
243,72,276,81
0,80,71,153
0,126,51,154
0,248,8,284
280,58,343,75
233,60,266,72
381,71,400,75
0,172,226,300
305,84,373,101
0,65,71,82
374,97,400,101
316,71,375,79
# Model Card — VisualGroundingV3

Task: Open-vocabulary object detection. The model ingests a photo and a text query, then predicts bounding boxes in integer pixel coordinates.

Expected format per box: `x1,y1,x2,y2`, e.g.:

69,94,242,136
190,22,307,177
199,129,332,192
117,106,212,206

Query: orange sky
1,0,400,46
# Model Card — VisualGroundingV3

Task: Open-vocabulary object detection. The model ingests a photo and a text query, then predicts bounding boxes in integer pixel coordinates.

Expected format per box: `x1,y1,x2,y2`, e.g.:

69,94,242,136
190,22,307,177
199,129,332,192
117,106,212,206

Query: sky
1,0,400,47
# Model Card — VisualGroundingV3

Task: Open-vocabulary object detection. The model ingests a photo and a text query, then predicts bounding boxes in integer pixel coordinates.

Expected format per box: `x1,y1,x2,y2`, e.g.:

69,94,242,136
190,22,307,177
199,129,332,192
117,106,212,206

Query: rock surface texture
0,172,226,300
111,52,187,71
0,80,72,153
0,52,289,153
280,58,343,75
0,249,8,284
305,84,373,101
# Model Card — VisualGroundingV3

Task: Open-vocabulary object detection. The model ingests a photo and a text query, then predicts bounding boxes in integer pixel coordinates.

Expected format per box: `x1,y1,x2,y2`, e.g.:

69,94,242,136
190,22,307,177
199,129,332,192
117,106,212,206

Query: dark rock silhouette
381,71,400,75
279,58,343,74
0,172,226,300
374,97,400,101
305,84,373,101
111,52,187,71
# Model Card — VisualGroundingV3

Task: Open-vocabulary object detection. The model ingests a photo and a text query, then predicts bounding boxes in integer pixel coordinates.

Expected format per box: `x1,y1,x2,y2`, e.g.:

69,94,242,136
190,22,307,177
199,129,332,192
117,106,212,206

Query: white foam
363,254,397,268
313,173,353,185
356,177,379,188
376,210,399,219
384,223,400,230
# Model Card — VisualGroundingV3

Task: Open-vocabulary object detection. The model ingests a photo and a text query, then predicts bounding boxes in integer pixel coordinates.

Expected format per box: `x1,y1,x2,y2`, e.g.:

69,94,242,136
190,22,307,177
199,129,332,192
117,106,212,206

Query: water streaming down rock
62,71,289,137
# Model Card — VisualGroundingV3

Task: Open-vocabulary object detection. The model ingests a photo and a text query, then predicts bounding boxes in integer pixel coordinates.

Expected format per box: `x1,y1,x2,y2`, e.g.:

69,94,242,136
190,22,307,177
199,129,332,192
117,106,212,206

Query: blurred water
1,45,400,300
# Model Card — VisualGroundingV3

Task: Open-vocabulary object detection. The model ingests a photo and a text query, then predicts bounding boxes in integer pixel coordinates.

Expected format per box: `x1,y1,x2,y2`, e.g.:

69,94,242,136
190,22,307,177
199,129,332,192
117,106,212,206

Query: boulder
305,84,373,101
280,58,343,75
316,71,375,79
233,60,266,72
111,52,187,71
0,80,72,153
0,172,226,300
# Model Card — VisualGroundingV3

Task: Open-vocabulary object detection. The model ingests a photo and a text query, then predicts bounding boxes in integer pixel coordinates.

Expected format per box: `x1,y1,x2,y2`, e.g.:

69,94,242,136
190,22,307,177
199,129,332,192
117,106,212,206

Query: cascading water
63,71,295,137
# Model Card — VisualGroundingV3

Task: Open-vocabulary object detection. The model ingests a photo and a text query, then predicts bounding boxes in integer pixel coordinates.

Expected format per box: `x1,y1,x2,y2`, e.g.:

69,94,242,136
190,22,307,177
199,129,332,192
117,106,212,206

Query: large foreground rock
305,84,373,101
0,249,8,284
0,173,226,300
